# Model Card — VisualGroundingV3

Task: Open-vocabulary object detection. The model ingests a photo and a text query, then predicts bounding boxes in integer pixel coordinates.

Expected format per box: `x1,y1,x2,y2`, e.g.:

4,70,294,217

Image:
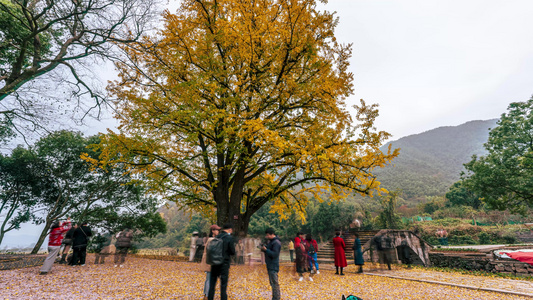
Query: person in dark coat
207,223,236,300
352,233,364,273
70,221,92,266
333,231,347,275
114,228,134,267
59,222,77,264
261,228,281,300
398,234,412,268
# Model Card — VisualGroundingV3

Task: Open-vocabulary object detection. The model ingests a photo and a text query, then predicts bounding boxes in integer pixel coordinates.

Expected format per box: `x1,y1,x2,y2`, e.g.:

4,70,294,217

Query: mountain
374,119,498,200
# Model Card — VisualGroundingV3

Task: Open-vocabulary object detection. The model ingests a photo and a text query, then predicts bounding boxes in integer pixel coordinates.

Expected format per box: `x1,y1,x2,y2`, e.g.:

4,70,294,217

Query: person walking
261,228,281,300
190,231,199,262
114,228,133,267
333,231,347,275
398,234,412,268
93,232,112,264
295,232,312,281
352,233,364,273
207,223,235,300
200,225,220,300
40,218,71,275
195,232,206,263
59,222,76,264
305,233,319,274
288,240,294,262
70,221,92,266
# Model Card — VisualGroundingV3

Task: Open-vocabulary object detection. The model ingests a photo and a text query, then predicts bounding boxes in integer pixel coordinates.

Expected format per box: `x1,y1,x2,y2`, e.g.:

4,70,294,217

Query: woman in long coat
295,232,311,281
333,231,347,275
352,233,364,273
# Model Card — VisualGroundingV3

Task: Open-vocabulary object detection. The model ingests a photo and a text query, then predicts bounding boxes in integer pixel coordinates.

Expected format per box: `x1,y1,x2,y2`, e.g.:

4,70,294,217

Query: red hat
210,224,221,230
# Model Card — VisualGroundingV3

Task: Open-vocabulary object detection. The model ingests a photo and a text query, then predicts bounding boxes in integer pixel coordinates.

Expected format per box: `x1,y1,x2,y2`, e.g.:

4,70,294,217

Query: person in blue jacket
261,227,282,300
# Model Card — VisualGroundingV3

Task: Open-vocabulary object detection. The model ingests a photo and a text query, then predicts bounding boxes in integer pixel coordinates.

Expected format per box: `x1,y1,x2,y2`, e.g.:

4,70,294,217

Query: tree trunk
31,221,51,254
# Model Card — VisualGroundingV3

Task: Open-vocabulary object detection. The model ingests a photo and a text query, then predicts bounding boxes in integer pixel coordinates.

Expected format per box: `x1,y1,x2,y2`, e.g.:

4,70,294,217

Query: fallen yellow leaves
0,255,528,299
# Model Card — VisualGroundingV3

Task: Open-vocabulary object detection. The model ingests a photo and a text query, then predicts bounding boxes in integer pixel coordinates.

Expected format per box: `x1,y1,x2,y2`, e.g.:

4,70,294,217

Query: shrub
478,232,490,244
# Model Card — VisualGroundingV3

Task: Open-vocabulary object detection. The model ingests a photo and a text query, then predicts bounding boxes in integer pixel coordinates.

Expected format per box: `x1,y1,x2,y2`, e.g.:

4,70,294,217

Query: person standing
288,239,295,262
93,232,112,264
381,234,394,270
305,233,319,274
190,231,199,262
70,221,92,266
398,234,412,268
114,228,134,267
201,225,220,300
40,218,71,275
207,223,235,300
295,232,311,281
195,232,206,263
333,231,347,275
352,233,364,273
261,228,281,300
59,222,76,264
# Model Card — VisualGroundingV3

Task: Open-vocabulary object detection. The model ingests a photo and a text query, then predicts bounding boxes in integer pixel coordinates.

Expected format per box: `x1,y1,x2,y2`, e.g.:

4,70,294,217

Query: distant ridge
375,119,498,199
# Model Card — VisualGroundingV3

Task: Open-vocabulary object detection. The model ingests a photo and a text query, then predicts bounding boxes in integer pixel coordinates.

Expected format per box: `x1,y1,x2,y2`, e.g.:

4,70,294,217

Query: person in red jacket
40,218,71,275
333,231,347,275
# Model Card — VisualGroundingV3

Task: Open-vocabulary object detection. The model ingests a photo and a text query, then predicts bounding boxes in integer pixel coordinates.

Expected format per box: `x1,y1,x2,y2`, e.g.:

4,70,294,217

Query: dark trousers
289,250,294,262
70,246,87,265
268,270,280,300
208,263,230,300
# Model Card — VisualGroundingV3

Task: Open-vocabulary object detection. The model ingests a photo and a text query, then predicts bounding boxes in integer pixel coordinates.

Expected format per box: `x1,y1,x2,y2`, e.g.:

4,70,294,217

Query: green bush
478,232,490,244
448,235,476,245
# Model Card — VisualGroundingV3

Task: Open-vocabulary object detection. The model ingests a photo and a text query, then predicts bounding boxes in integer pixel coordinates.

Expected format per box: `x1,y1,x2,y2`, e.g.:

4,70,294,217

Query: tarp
507,252,533,266
494,249,533,266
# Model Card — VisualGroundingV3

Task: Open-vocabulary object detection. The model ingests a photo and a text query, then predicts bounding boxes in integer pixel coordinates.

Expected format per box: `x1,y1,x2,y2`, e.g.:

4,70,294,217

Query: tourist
40,218,71,275
114,228,134,267
59,222,76,264
295,232,312,281
207,223,235,300
352,233,364,273
261,228,281,300
93,231,112,264
380,233,394,270
333,231,347,275
245,237,254,265
190,231,199,262
70,221,92,266
194,232,206,263
201,224,220,300
305,233,319,274
288,239,295,262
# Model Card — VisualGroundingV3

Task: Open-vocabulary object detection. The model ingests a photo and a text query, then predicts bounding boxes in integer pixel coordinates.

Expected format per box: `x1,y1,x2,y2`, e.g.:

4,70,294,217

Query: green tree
445,181,482,209
0,146,40,245
26,130,163,253
375,191,403,229
463,97,533,214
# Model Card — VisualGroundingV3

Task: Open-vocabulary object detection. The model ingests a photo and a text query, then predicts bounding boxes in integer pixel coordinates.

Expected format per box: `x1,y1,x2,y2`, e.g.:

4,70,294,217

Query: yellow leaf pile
0,255,528,299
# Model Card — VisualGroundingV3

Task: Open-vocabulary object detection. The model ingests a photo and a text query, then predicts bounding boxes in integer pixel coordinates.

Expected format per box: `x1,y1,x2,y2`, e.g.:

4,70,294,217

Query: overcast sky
4,0,533,248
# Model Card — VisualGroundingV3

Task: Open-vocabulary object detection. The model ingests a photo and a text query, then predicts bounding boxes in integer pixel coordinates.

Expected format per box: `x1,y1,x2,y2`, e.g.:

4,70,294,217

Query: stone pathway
364,268,533,297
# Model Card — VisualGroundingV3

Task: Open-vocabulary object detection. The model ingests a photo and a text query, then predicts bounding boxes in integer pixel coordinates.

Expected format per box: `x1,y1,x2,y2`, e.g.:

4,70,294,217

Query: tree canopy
95,0,398,236
463,97,533,214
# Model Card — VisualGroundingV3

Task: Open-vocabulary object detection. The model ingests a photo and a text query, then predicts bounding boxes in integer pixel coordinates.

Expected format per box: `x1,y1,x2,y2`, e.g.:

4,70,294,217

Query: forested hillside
375,119,498,199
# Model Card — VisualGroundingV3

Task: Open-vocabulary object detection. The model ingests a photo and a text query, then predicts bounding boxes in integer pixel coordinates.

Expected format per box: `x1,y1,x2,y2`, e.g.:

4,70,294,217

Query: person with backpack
114,228,133,267
333,231,347,275
200,225,221,300
261,228,281,300
305,233,319,275
70,221,92,266
39,218,71,275
207,223,235,300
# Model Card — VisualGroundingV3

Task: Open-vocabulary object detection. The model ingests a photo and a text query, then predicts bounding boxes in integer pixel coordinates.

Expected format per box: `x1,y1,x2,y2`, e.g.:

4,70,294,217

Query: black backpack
206,237,224,265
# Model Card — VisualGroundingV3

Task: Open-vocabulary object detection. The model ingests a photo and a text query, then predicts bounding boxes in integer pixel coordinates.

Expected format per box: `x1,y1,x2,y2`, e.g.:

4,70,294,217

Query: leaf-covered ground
0,256,528,299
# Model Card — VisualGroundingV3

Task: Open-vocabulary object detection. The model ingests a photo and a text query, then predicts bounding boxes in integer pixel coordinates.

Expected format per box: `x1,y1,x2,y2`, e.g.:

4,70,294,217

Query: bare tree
0,0,160,137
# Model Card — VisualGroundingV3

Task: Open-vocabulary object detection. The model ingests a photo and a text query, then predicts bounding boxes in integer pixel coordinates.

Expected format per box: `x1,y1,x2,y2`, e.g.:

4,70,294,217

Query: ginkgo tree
94,0,399,236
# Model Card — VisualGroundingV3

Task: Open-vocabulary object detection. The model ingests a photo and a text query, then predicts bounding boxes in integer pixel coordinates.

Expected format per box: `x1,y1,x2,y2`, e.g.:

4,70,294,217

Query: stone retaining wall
429,252,533,277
